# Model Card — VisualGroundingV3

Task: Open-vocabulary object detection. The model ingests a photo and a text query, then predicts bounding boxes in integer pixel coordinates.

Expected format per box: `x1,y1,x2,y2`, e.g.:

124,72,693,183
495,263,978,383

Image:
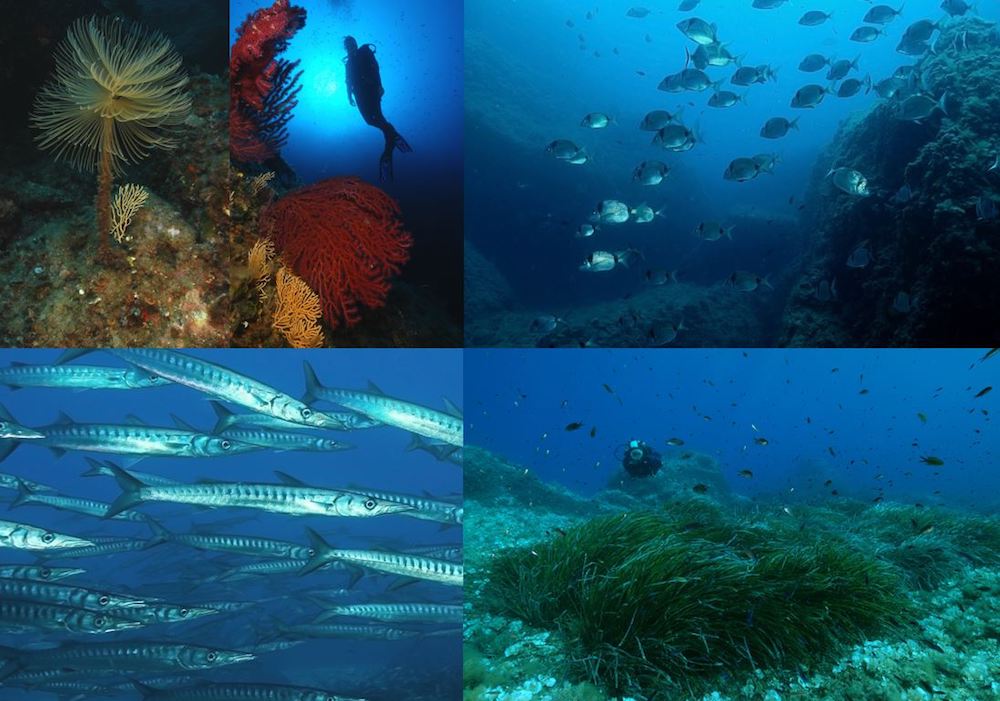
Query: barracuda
0,600,144,634
316,602,462,624
302,362,464,447
149,521,314,559
302,529,463,585
39,535,161,561
81,457,179,486
173,414,353,453
0,519,94,551
105,465,414,520
0,564,85,581
120,603,219,625
0,404,45,441
210,401,379,434
0,362,169,391
0,577,145,610
0,640,254,678
0,408,260,462
134,681,366,701
104,349,346,430
10,479,149,523
278,622,419,640
275,471,460,526
215,558,345,582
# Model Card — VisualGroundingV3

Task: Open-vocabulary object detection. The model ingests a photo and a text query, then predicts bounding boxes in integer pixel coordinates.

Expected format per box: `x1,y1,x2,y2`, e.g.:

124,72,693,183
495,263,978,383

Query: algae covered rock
781,17,1000,346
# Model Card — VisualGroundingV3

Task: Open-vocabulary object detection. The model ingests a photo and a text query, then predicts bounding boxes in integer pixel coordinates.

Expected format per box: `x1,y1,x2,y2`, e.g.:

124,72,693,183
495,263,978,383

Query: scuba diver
343,35,412,182
621,439,662,478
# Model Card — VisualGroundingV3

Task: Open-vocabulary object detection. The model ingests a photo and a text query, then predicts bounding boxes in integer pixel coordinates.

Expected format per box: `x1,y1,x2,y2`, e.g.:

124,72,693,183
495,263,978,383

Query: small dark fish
692,483,709,494
589,426,597,438
828,446,837,457
666,437,685,446
974,386,992,398
602,383,614,394
859,388,870,395
737,469,753,479
872,496,884,503
922,638,944,653
917,412,927,423
831,489,839,496
553,527,567,537
918,524,934,535
565,422,584,432
823,480,832,487
980,348,999,362
920,455,944,466
754,437,768,446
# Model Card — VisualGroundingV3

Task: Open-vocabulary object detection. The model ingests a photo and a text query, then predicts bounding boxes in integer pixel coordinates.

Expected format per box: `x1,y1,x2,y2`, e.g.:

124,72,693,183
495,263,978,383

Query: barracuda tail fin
105,464,148,519
301,361,325,405
81,457,108,478
0,403,25,462
301,528,336,575
209,401,236,434
9,478,35,510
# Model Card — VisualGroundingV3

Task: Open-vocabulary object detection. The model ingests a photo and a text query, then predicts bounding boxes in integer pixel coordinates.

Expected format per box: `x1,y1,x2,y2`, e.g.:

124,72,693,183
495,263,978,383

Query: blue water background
0,348,462,699
466,349,997,511
465,0,1000,307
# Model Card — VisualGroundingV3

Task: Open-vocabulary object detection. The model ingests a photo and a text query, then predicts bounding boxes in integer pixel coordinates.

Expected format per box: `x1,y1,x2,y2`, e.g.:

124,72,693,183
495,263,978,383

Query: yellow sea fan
30,15,191,175
110,183,149,243
247,238,275,281
273,266,324,348
250,171,276,196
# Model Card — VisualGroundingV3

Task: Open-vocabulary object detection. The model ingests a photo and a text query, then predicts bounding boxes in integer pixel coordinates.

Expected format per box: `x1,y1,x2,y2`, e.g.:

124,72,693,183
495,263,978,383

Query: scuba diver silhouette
343,36,411,182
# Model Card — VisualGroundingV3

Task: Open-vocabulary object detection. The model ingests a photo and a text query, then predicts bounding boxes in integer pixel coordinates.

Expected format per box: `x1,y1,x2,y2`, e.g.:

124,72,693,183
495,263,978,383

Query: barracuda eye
42,533,54,543
148,375,160,383
364,499,376,510
207,651,218,662
220,440,231,450
307,548,316,557
94,616,106,627
301,407,313,419
98,595,110,606
40,568,51,579
180,608,189,617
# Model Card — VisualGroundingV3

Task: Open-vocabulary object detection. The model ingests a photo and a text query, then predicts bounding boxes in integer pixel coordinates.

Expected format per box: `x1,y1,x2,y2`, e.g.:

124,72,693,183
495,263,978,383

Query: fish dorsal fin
366,380,386,395
55,350,90,365
441,397,463,418
274,471,308,487
54,411,75,425
124,415,145,426
170,414,198,432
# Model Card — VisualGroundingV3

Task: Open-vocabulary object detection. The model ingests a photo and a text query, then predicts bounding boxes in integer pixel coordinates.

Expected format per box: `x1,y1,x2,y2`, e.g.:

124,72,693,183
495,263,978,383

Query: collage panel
0,0,231,347
463,348,999,700
463,1,1000,348
228,0,464,348
0,348,462,699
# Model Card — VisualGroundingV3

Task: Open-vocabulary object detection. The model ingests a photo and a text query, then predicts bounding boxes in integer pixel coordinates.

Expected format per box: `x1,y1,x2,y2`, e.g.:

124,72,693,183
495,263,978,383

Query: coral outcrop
261,177,412,329
229,0,305,164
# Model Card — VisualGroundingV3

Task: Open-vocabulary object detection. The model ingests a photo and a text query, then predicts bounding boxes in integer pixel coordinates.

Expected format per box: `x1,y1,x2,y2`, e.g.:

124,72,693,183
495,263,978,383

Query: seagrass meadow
462,349,1000,701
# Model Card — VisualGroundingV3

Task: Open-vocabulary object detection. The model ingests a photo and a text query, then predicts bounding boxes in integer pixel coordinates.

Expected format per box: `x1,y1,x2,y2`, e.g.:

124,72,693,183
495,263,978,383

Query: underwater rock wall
781,17,1000,347
464,241,518,319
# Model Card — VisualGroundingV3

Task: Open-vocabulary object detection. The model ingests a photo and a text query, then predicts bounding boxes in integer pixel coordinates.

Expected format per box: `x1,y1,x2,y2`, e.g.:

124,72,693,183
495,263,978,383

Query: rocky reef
0,73,230,346
781,16,1000,347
